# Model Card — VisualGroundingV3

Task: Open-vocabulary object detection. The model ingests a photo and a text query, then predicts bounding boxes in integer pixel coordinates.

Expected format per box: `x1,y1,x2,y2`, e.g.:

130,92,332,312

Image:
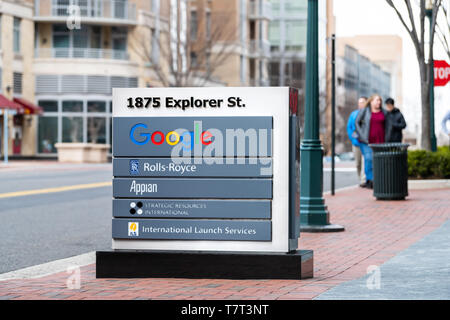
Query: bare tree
131,2,240,87
386,0,442,150
436,1,450,59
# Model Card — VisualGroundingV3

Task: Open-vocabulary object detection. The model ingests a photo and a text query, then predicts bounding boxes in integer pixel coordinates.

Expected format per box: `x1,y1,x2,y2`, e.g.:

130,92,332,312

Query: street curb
0,252,95,281
0,186,357,282
323,184,358,195
408,179,450,190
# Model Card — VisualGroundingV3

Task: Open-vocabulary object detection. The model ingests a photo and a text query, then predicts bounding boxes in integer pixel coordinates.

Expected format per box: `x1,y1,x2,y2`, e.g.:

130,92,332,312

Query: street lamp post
426,0,437,152
299,0,343,232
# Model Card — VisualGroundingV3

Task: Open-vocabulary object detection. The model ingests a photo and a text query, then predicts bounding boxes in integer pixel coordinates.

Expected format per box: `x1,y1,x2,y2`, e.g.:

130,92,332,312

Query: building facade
0,0,36,157
33,0,170,155
267,0,334,143
0,0,272,158
338,35,403,107
206,0,272,87
335,42,392,153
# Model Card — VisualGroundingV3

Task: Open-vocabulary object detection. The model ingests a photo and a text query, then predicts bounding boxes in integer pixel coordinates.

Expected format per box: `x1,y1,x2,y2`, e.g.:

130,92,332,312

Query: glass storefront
38,116,58,153
37,98,112,154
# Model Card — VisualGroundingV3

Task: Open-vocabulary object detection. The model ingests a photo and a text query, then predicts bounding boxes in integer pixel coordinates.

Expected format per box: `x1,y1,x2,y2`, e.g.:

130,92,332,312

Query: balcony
248,0,272,20
34,0,137,25
35,47,129,60
248,39,271,59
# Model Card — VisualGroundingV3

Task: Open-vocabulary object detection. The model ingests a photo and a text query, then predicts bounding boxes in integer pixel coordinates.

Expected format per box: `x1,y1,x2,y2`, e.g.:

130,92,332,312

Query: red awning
0,94,23,113
13,97,44,115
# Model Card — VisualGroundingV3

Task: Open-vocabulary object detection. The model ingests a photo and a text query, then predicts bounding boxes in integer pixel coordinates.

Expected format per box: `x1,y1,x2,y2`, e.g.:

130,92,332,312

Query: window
269,62,280,86
13,73,22,95
240,55,246,84
151,29,160,64
38,117,58,153
190,52,198,67
88,117,106,143
62,100,83,112
112,27,128,59
268,21,280,46
88,101,106,113
91,26,101,49
206,11,211,40
13,17,21,53
51,25,128,59
190,10,197,40
73,25,89,48
38,100,58,112
285,21,306,50
37,98,113,154
62,117,83,143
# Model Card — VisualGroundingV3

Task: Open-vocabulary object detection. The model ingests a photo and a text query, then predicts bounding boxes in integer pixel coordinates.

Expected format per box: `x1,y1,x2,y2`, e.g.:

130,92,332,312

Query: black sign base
96,250,313,280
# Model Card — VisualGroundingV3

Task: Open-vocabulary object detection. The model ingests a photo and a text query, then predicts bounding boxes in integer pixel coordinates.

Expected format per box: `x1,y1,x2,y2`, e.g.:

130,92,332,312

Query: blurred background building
334,41,392,153
0,0,274,158
0,0,396,159
267,0,334,144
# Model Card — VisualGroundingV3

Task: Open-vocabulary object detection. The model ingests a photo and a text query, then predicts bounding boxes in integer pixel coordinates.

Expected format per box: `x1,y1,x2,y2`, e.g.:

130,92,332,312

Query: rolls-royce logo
130,160,139,175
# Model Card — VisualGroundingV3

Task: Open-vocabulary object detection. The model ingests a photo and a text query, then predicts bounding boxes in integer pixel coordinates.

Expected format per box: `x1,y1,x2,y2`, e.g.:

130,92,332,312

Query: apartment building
192,0,271,87
0,0,274,158
33,0,173,155
338,35,403,108
0,0,38,157
268,0,334,142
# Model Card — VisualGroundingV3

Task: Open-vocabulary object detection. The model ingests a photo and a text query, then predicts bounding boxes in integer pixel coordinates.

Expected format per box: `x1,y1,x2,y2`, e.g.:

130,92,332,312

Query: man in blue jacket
347,96,367,187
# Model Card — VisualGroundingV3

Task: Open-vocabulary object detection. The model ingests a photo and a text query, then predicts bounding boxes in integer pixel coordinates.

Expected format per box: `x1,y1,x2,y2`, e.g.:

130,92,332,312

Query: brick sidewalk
1,187,449,300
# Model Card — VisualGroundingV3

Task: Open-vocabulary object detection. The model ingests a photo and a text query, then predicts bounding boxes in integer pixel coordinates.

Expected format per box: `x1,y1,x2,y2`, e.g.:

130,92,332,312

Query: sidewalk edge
0,251,95,281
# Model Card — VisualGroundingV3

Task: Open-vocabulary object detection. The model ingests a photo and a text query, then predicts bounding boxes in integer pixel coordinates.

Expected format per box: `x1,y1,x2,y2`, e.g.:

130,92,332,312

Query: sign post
96,87,313,280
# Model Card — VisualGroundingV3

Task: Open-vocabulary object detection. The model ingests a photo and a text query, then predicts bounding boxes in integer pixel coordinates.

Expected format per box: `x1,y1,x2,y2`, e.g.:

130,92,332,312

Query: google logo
130,123,212,150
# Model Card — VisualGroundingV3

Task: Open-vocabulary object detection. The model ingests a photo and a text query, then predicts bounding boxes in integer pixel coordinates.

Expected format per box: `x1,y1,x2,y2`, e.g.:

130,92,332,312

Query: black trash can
369,143,409,200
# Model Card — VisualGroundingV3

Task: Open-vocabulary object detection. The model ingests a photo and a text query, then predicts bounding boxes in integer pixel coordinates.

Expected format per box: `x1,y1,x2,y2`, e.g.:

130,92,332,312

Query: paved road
0,164,112,274
316,219,450,299
0,162,359,274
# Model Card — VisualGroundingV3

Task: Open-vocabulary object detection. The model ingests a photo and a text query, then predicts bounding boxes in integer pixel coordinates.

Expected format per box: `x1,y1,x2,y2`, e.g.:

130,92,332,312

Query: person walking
347,96,367,186
355,94,387,189
385,98,407,142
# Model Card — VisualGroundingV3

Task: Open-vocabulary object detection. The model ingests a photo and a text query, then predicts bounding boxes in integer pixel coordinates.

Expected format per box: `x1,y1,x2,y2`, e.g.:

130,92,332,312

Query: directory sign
112,87,300,253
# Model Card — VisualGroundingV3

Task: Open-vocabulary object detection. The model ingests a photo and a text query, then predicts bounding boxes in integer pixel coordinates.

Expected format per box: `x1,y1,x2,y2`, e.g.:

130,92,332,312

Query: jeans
352,145,366,183
359,143,373,181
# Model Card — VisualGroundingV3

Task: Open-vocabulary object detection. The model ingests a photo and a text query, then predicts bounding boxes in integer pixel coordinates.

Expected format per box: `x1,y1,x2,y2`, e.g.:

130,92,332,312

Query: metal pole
430,16,437,152
300,0,343,232
331,34,336,196
429,14,437,152
3,109,8,164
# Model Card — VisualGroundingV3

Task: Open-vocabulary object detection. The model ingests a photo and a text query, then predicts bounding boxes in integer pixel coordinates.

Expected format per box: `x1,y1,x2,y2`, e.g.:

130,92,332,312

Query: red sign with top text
434,60,450,87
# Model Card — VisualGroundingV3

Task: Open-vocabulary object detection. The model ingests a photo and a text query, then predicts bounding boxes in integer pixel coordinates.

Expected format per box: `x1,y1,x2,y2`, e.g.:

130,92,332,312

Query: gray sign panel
113,178,273,199
112,219,271,241
114,158,273,177
113,199,271,219
113,117,273,157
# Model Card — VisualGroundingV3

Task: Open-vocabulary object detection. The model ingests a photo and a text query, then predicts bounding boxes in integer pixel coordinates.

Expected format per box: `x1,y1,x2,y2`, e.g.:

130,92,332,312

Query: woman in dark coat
354,94,387,189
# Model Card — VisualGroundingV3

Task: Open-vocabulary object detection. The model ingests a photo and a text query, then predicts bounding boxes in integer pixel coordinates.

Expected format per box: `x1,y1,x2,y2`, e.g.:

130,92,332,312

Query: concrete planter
55,143,110,163
408,179,450,190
